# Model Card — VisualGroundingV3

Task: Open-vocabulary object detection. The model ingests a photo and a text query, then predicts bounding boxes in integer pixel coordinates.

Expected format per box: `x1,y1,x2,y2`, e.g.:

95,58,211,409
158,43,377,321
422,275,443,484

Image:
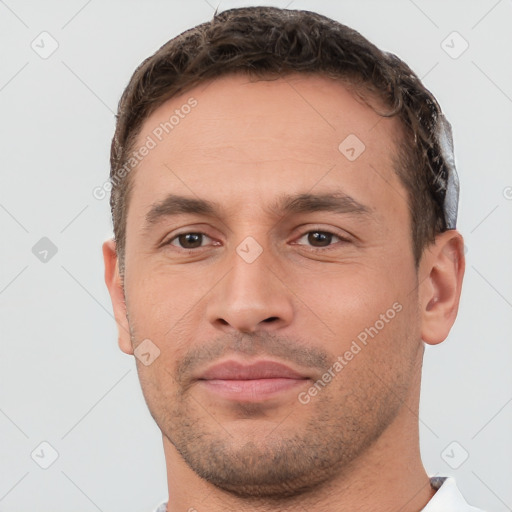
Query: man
103,6,484,511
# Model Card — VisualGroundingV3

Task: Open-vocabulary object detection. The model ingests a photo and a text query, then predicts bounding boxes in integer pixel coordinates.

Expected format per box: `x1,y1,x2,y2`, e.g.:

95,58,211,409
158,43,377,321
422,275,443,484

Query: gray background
1,0,511,511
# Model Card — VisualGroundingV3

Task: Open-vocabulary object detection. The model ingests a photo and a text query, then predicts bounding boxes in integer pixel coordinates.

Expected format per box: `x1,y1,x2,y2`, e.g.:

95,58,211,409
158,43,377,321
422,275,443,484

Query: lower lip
198,378,307,401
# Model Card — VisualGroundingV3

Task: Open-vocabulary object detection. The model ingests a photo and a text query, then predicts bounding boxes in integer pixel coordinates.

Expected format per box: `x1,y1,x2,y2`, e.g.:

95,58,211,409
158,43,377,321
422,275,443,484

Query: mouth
196,359,310,402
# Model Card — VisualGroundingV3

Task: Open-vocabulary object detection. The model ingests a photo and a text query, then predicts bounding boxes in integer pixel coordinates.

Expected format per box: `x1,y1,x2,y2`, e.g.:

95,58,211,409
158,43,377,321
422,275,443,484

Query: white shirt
152,476,486,511
421,476,486,511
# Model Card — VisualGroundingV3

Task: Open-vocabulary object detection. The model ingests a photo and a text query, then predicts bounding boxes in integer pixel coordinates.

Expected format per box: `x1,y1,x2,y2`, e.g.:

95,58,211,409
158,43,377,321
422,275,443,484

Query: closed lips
198,360,308,380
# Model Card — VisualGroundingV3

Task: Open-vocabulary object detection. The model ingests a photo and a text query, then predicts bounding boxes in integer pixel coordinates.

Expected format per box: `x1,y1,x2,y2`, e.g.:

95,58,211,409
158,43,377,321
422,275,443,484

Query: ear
102,239,133,355
418,230,465,345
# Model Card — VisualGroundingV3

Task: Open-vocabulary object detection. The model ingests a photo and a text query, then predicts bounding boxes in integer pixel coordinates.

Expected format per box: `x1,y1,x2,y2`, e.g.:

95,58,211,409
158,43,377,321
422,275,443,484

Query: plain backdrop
0,1,511,511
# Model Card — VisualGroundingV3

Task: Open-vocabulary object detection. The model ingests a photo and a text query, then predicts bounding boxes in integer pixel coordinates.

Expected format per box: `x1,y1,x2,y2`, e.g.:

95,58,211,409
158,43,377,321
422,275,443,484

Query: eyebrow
143,191,372,231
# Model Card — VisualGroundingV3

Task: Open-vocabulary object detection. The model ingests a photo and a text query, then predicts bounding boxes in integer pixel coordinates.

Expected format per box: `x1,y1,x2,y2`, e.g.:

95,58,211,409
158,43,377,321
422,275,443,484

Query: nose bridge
206,236,294,332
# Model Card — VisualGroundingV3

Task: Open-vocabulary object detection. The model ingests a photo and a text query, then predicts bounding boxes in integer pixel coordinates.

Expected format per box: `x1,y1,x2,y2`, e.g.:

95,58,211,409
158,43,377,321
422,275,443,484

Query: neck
162,369,436,512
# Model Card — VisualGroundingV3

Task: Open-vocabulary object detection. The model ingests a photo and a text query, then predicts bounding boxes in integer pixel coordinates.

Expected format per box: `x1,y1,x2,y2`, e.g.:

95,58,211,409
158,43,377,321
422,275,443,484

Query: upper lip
198,360,308,380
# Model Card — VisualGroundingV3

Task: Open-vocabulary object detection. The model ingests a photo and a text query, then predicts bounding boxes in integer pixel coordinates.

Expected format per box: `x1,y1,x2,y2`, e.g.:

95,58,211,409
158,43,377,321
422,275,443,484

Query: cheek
311,270,418,374
124,265,208,354
284,261,409,341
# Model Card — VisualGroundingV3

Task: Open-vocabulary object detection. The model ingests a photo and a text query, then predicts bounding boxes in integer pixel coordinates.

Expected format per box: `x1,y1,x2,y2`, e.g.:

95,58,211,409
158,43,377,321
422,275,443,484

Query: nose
206,244,294,333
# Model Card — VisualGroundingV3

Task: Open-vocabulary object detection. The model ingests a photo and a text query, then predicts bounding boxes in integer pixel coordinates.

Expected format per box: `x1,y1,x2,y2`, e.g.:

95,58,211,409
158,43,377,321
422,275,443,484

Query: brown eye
307,231,333,247
168,232,209,249
296,230,343,249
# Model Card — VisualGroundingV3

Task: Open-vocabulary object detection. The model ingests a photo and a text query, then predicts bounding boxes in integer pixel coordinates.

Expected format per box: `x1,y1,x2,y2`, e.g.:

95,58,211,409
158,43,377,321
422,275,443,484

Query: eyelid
163,231,215,249
292,226,352,249
291,223,353,241
158,223,219,247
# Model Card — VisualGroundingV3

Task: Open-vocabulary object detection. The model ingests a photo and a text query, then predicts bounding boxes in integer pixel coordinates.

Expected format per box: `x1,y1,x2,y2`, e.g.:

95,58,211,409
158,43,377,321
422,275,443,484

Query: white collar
421,476,485,511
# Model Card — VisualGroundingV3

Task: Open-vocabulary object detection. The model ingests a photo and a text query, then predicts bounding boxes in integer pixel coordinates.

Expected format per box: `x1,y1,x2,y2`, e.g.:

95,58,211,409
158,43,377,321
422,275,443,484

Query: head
104,6,464,500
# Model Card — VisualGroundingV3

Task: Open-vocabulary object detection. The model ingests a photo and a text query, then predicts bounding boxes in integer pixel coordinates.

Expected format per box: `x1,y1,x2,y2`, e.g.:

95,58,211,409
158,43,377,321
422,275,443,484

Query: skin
103,73,465,512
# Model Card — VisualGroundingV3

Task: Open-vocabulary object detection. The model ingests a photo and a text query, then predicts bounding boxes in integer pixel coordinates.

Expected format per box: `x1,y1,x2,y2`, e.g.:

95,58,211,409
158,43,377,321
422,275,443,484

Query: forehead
128,73,406,222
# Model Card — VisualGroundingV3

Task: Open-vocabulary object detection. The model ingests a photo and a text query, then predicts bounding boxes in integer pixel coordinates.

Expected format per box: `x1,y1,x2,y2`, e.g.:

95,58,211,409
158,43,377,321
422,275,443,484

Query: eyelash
294,230,350,251
163,228,350,252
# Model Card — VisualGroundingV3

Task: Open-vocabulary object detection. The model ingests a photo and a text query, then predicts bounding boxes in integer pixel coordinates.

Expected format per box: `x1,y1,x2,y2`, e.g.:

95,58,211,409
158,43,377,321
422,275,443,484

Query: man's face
117,74,424,496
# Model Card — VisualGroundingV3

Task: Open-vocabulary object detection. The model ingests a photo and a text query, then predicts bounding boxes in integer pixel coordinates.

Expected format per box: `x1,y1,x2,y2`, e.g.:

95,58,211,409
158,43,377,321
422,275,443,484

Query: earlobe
419,231,465,346
102,239,133,355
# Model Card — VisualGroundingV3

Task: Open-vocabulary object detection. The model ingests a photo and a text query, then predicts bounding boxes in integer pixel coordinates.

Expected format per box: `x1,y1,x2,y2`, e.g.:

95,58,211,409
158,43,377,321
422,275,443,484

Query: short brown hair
110,6,456,274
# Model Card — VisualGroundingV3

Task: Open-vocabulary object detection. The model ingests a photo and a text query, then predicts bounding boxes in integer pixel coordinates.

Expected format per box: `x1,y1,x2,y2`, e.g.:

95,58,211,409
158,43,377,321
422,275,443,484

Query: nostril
264,317,279,323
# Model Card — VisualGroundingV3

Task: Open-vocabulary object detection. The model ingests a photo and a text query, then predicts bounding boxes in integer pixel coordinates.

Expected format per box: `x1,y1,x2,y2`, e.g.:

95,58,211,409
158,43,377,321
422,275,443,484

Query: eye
166,232,213,249
294,230,348,249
